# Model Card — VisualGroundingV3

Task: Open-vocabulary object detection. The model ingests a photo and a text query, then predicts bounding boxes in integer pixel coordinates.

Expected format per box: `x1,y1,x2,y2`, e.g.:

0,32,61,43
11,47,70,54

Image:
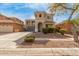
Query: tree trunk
72,24,78,42
68,8,79,42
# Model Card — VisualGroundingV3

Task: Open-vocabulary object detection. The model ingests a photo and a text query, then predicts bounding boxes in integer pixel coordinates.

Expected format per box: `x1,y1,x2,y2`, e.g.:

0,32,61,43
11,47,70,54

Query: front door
38,23,42,32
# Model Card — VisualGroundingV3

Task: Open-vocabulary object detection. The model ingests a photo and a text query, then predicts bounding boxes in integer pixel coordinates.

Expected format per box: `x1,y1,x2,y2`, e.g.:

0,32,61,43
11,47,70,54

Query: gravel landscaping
17,32,79,48
17,40,79,48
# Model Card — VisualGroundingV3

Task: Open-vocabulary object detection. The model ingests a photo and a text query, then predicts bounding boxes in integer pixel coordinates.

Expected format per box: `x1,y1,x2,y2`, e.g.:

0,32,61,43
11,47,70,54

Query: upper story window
39,14,42,17
47,16,51,19
32,21,34,23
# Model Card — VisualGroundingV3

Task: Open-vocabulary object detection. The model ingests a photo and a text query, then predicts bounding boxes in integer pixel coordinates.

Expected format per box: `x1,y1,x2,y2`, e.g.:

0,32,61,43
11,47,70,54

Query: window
47,16,50,19
32,21,34,23
32,21,35,25
26,21,28,25
39,14,42,17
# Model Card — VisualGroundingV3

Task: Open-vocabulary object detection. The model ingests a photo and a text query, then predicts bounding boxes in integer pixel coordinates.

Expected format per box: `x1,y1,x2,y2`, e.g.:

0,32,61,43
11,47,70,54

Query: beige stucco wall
35,12,53,32
0,14,24,32
0,24,13,32
25,11,54,32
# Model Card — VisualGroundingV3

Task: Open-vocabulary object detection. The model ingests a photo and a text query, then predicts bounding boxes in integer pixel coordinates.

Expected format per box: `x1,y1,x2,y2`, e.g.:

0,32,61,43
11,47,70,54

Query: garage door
0,25,13,32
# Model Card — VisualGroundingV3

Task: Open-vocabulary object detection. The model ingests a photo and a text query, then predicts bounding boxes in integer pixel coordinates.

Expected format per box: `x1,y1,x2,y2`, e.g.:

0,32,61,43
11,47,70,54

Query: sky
0,3,78,23
0,3,49,21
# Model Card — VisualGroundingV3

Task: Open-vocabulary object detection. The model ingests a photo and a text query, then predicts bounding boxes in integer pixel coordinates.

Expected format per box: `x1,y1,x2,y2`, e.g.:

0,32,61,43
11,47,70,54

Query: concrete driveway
0,32,32,48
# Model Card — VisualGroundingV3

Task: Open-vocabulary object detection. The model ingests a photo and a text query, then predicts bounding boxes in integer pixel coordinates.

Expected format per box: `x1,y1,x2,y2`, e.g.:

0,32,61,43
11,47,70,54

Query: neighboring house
56,22,73,33
56,18,79,33
25,19,35,31
0,14,24,32
25,11,55,32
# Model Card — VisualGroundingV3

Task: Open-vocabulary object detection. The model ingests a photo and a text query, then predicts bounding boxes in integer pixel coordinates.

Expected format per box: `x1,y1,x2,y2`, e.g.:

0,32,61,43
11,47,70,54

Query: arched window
39,14,42,17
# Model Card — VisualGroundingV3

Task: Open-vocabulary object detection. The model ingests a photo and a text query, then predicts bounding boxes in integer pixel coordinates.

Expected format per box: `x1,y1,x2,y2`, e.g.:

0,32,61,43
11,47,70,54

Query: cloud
0,3,49,21
30,15,35,19
24,3,48,9
26,3,49,11
1,3,11,6
0,3,49,13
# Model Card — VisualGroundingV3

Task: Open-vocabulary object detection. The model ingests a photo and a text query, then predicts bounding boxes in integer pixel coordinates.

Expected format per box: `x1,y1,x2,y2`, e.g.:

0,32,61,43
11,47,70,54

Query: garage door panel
0,25,13,32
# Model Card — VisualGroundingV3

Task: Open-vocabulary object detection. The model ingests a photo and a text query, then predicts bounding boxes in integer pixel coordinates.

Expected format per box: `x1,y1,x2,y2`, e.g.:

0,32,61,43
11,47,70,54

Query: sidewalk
0,48,79,56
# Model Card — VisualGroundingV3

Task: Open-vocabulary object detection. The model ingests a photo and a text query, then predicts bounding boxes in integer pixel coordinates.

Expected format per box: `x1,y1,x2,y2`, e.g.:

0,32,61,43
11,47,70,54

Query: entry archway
38,22,43,32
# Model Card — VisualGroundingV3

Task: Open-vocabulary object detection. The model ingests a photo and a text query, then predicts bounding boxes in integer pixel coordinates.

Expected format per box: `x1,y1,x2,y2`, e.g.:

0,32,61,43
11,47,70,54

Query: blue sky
0,3,49,20
0,3,78,23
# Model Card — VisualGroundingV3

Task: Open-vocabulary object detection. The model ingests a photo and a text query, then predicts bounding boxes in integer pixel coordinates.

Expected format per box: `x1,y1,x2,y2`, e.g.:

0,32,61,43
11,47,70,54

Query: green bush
56,27,60,32
42,27,55,34
42,28,48,34
59,29,66,35
77,30,79,32
24,35,35,42
48,28,54,33
76,30,79,35
42,27,67,35
53,28,57,33
42,27,59,34
53,28,59,33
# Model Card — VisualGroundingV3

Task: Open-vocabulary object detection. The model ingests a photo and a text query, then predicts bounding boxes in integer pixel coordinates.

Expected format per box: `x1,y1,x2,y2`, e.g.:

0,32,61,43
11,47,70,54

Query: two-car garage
0,24,13,32
0,14,24,33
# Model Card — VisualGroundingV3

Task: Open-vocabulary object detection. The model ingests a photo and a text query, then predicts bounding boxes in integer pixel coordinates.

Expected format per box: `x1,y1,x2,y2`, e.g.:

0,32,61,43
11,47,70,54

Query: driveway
0,32,32,48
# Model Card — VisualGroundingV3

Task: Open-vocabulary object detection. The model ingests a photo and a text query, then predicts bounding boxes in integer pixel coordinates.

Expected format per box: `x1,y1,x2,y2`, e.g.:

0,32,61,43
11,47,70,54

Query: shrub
76,30,79,35
53,28,59,33
24,35,35,42
42,27,67,34
42,27,55,34
42,27,61,34
56,27,60,32
48,28,54,33
53,27,57,33
59,29,66,35
42,28,48,34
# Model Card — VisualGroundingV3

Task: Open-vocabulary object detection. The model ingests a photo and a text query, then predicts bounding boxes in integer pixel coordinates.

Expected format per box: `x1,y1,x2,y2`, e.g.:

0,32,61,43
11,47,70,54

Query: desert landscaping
0,3,79,56
17,32,79,48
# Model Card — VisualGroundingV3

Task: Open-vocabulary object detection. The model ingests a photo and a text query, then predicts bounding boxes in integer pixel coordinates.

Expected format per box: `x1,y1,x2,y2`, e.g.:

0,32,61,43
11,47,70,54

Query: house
0,14,24,32
56,18,79,33
25,11,55,32
56,22,73,33
25,19,35,31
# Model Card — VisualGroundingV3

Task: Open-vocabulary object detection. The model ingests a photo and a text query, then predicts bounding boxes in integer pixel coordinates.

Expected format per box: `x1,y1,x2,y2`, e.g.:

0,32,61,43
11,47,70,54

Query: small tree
49,3,79,42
